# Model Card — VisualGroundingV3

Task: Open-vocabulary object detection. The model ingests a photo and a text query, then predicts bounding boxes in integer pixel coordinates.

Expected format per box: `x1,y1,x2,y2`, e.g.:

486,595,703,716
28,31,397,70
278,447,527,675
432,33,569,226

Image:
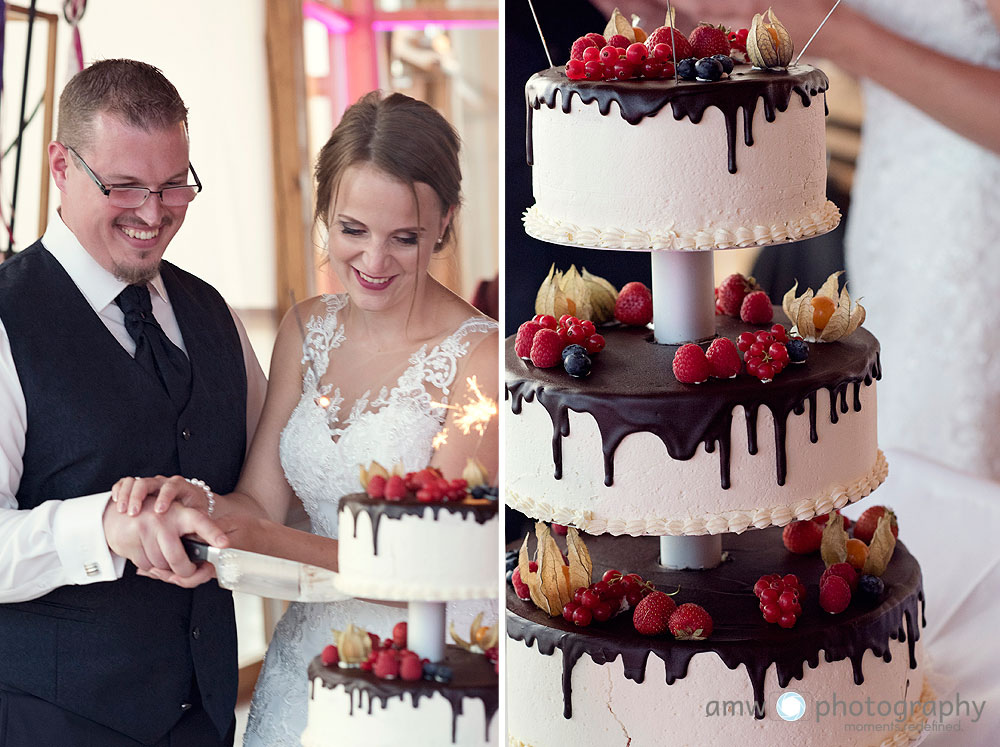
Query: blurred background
2,0,497,734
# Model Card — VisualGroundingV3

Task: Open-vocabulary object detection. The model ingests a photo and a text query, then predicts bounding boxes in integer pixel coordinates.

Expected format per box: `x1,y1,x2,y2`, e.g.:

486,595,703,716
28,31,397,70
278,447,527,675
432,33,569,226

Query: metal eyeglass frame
64,144,202,207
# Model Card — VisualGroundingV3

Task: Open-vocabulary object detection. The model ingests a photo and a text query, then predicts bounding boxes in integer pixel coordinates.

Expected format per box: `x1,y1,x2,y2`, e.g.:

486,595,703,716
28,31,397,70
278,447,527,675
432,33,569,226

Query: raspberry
705,337,742,379
585,33,607,48
614,281,653,325
399,654,423,681
688,25,731,59
819,574,852,614
511,566,531,601
529,328,564,368
514,321,542,360
740,290,773,324
672,343,710,384
374,650,399,679
321,644,339,667
645,26,693,59
853,506,898,544
366,474,387,499
781,520,823,554
608,33,631,49
822,562,859,592
668,603,713,640
569,36,597,61
384,475,407,501
632,590,677,635
716,273,758,316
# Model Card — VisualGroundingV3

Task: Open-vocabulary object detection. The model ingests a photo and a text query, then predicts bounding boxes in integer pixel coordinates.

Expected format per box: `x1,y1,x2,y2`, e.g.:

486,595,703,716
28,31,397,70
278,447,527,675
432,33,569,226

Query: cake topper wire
665,1,679,81
526,0,554,68
794,0,842,65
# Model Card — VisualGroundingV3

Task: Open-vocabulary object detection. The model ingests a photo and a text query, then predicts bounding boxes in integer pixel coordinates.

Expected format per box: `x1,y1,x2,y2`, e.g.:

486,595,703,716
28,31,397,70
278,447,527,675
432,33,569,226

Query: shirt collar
41,212,169,312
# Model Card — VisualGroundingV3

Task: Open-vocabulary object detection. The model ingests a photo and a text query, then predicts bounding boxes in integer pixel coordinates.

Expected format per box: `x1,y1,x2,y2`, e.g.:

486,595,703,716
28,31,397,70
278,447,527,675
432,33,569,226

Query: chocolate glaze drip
342,495,497,556
309,645,498,743
506,527,924,720
506,309,881,489
526,64,829,173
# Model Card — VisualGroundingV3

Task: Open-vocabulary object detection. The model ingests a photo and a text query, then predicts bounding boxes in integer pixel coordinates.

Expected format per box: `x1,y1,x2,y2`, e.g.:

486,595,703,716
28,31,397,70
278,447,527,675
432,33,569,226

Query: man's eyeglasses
65,144,202,209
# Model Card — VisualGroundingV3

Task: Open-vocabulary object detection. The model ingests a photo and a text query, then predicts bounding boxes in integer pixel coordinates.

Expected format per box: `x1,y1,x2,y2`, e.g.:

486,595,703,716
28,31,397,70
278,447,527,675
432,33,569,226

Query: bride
112,90,498,745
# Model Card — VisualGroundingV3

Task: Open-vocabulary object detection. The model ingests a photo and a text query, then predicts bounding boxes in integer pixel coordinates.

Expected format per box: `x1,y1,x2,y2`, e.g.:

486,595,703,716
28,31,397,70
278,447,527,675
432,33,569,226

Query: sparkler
795,0,842,65
527,0,554,68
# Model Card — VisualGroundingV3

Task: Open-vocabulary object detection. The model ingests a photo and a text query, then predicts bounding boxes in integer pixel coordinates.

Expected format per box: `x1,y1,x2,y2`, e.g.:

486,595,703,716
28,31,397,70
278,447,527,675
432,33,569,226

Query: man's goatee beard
113,259,161,285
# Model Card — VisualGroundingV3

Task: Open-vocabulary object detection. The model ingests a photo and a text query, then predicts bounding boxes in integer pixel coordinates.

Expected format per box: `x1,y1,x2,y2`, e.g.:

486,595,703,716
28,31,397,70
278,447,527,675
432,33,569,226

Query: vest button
181,428,191,440
180,702,193,711
191,627,201,640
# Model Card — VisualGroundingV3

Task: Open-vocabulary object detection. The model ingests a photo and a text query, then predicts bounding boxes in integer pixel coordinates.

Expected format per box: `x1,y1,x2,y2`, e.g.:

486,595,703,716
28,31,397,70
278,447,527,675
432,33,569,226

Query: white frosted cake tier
525,64,840,251
336,496,498,601
505,317,884,536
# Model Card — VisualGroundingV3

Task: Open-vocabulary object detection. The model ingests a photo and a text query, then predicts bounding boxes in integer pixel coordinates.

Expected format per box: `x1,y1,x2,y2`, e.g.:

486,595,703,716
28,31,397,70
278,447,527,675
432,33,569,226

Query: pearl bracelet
185,478,216,517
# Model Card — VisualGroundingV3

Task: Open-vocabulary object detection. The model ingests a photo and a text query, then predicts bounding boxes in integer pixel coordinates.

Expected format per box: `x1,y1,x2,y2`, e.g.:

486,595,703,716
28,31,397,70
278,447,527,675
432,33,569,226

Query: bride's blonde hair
314,91,462,252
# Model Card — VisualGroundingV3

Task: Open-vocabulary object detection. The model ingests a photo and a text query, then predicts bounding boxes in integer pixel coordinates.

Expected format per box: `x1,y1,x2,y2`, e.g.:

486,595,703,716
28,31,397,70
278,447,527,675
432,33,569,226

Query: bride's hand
110,474,214,517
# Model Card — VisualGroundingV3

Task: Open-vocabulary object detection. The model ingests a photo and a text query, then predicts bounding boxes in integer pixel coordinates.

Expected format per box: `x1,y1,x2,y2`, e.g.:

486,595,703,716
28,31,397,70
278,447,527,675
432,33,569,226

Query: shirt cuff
52,492,126,584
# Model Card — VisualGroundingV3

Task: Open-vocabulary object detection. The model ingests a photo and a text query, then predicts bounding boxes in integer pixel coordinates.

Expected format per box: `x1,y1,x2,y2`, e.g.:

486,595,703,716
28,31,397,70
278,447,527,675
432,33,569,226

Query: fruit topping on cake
672,343,711,384
359,461,493,504
747,8,793,69
783,271,866,342
450,612,499,654
716,273,761,316
781,519,823,554
517,522,593,616
853,506,898,544
632,590,677,635
689,24,731,58
705,337,742,379
536,265,618,325
740,290,774,324
819,573,852,614
668,603,714,640
613,281,653,326
755,573,806,628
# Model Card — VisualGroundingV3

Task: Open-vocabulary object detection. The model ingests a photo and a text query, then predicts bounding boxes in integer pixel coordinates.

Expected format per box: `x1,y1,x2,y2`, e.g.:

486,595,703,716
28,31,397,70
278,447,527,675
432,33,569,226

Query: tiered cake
506,15,930,747
302,489,500,747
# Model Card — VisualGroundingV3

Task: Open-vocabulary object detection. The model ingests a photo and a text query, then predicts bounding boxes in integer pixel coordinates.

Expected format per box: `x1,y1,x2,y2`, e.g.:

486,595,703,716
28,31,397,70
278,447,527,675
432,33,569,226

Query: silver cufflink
84,562,100,577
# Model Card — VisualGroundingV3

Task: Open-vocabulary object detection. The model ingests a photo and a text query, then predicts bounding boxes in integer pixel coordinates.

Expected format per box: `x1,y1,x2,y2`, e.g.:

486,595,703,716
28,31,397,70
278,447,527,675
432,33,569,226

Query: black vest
0,242,247,742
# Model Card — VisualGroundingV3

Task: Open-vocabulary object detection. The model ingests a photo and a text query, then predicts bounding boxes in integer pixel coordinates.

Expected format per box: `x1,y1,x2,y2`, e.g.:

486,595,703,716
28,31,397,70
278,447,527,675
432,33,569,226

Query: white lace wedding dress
243,294,498,746
844,0,1000,479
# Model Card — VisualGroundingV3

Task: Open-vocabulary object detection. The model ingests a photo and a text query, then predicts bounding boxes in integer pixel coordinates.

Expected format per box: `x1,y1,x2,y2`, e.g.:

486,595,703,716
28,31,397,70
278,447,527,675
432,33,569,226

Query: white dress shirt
0,215,267,603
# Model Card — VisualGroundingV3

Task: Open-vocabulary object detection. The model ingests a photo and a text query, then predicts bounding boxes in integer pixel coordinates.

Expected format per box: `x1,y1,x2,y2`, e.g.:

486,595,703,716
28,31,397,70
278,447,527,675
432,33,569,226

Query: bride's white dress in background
243,294,498,746
844,0,1000,480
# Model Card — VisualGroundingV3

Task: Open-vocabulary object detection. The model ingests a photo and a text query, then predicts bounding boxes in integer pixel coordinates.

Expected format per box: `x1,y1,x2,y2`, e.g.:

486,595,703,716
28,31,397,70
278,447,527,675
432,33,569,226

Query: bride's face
327,163,451,314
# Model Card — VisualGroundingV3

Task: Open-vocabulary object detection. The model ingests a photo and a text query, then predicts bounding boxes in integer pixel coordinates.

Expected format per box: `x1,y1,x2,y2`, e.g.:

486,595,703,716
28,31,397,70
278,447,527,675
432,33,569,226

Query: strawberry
705,337,742,379
853,506,898,544
668,603,713,640
529,328,564,368
645,26,693,60
716,273,760,316
782,519,823,554
822,562,859,592
819,573,852,614
321,644,339,667
569,36,598,61
672,343,710,384
392,621,408,649
384,475,407,501
632,590,677,635
740,290,773,324
689,24,731,59
614,281,653,326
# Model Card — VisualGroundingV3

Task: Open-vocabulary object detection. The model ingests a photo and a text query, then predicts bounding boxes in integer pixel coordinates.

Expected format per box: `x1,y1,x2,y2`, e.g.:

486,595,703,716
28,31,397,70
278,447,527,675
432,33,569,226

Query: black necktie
115,284,192,410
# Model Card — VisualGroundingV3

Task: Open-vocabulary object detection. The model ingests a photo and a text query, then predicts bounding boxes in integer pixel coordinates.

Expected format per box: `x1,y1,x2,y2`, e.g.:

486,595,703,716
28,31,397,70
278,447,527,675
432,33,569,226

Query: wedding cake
506,11,931,747
301,477,499,747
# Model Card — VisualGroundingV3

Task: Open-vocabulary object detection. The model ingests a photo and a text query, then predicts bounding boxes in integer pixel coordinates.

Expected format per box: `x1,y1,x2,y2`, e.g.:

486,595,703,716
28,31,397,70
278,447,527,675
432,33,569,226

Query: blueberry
563,350,592,378
506,568,515,584
786,338,810,363
677,57,698,81
422,662,439,680
471,485,486,500
505,549,518,570
712,54,735,74
433,665,453,684
561,343,587,361
483,486,499,501
858,574,885,602
694,57,724,81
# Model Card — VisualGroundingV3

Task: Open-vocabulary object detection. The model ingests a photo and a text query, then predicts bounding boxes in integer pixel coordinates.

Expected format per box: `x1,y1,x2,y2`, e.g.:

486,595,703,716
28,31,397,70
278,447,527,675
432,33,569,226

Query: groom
0,60,265,745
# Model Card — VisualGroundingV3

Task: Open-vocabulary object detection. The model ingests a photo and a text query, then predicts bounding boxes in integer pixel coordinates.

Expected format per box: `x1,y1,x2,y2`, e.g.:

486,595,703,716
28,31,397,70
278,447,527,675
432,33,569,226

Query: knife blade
181,537,350,603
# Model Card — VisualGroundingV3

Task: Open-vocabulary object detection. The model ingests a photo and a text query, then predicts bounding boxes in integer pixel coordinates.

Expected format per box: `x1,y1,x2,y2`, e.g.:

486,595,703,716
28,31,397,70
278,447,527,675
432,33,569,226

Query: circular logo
776,691,806,721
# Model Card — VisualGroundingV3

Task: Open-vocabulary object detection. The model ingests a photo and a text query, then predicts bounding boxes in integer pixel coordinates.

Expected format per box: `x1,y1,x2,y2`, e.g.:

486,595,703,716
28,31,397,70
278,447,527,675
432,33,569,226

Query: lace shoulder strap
410,315,497,400
301,294,348,391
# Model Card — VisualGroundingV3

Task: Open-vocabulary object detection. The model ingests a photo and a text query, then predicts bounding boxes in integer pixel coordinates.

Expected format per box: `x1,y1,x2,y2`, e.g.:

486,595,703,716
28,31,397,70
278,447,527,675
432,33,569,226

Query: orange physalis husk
783,271,866,343
820,513,848,568
862,514,897,577
518,523,593,617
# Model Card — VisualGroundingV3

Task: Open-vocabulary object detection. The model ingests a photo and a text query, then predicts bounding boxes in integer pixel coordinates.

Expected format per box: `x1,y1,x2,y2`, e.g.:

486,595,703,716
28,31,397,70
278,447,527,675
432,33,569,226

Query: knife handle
182,537,212,563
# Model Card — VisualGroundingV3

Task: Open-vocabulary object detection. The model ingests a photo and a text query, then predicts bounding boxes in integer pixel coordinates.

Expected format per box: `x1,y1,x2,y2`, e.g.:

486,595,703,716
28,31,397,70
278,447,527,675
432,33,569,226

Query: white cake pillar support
659,535,724,570
651,250,716,344
652,248,724,568
408,601,446,662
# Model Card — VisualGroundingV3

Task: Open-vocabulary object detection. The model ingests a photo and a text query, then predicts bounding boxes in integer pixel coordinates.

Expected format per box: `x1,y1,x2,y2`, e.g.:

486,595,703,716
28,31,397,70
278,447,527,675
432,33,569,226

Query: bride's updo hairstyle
314,90,462,252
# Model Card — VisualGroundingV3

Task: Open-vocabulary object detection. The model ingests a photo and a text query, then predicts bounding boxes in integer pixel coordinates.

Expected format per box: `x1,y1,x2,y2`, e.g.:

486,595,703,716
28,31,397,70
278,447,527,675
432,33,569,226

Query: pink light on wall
372,19,498,31
302,1,352,34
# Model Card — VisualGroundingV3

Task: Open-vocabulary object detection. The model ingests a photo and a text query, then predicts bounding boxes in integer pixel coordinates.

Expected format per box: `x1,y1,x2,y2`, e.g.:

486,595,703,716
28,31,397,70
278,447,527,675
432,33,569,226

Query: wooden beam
266,0,314,317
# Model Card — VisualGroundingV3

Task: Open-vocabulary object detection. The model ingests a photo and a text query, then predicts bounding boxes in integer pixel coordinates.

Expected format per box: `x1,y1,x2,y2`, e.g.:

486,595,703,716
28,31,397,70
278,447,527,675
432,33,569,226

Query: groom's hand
103,499,229,582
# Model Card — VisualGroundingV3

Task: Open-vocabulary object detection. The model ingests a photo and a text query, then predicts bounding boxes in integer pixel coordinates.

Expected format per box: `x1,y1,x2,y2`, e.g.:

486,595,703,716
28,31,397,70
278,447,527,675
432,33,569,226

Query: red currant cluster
567,41,676,81
737,323,792,382
366,468,468,503
727,27,750,63
562,569,655,627
540,314,605,354
754,573,806,628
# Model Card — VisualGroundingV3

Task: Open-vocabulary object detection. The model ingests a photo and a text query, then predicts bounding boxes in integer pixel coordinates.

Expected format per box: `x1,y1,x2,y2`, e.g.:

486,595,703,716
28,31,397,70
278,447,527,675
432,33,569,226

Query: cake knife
181,538,351,603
